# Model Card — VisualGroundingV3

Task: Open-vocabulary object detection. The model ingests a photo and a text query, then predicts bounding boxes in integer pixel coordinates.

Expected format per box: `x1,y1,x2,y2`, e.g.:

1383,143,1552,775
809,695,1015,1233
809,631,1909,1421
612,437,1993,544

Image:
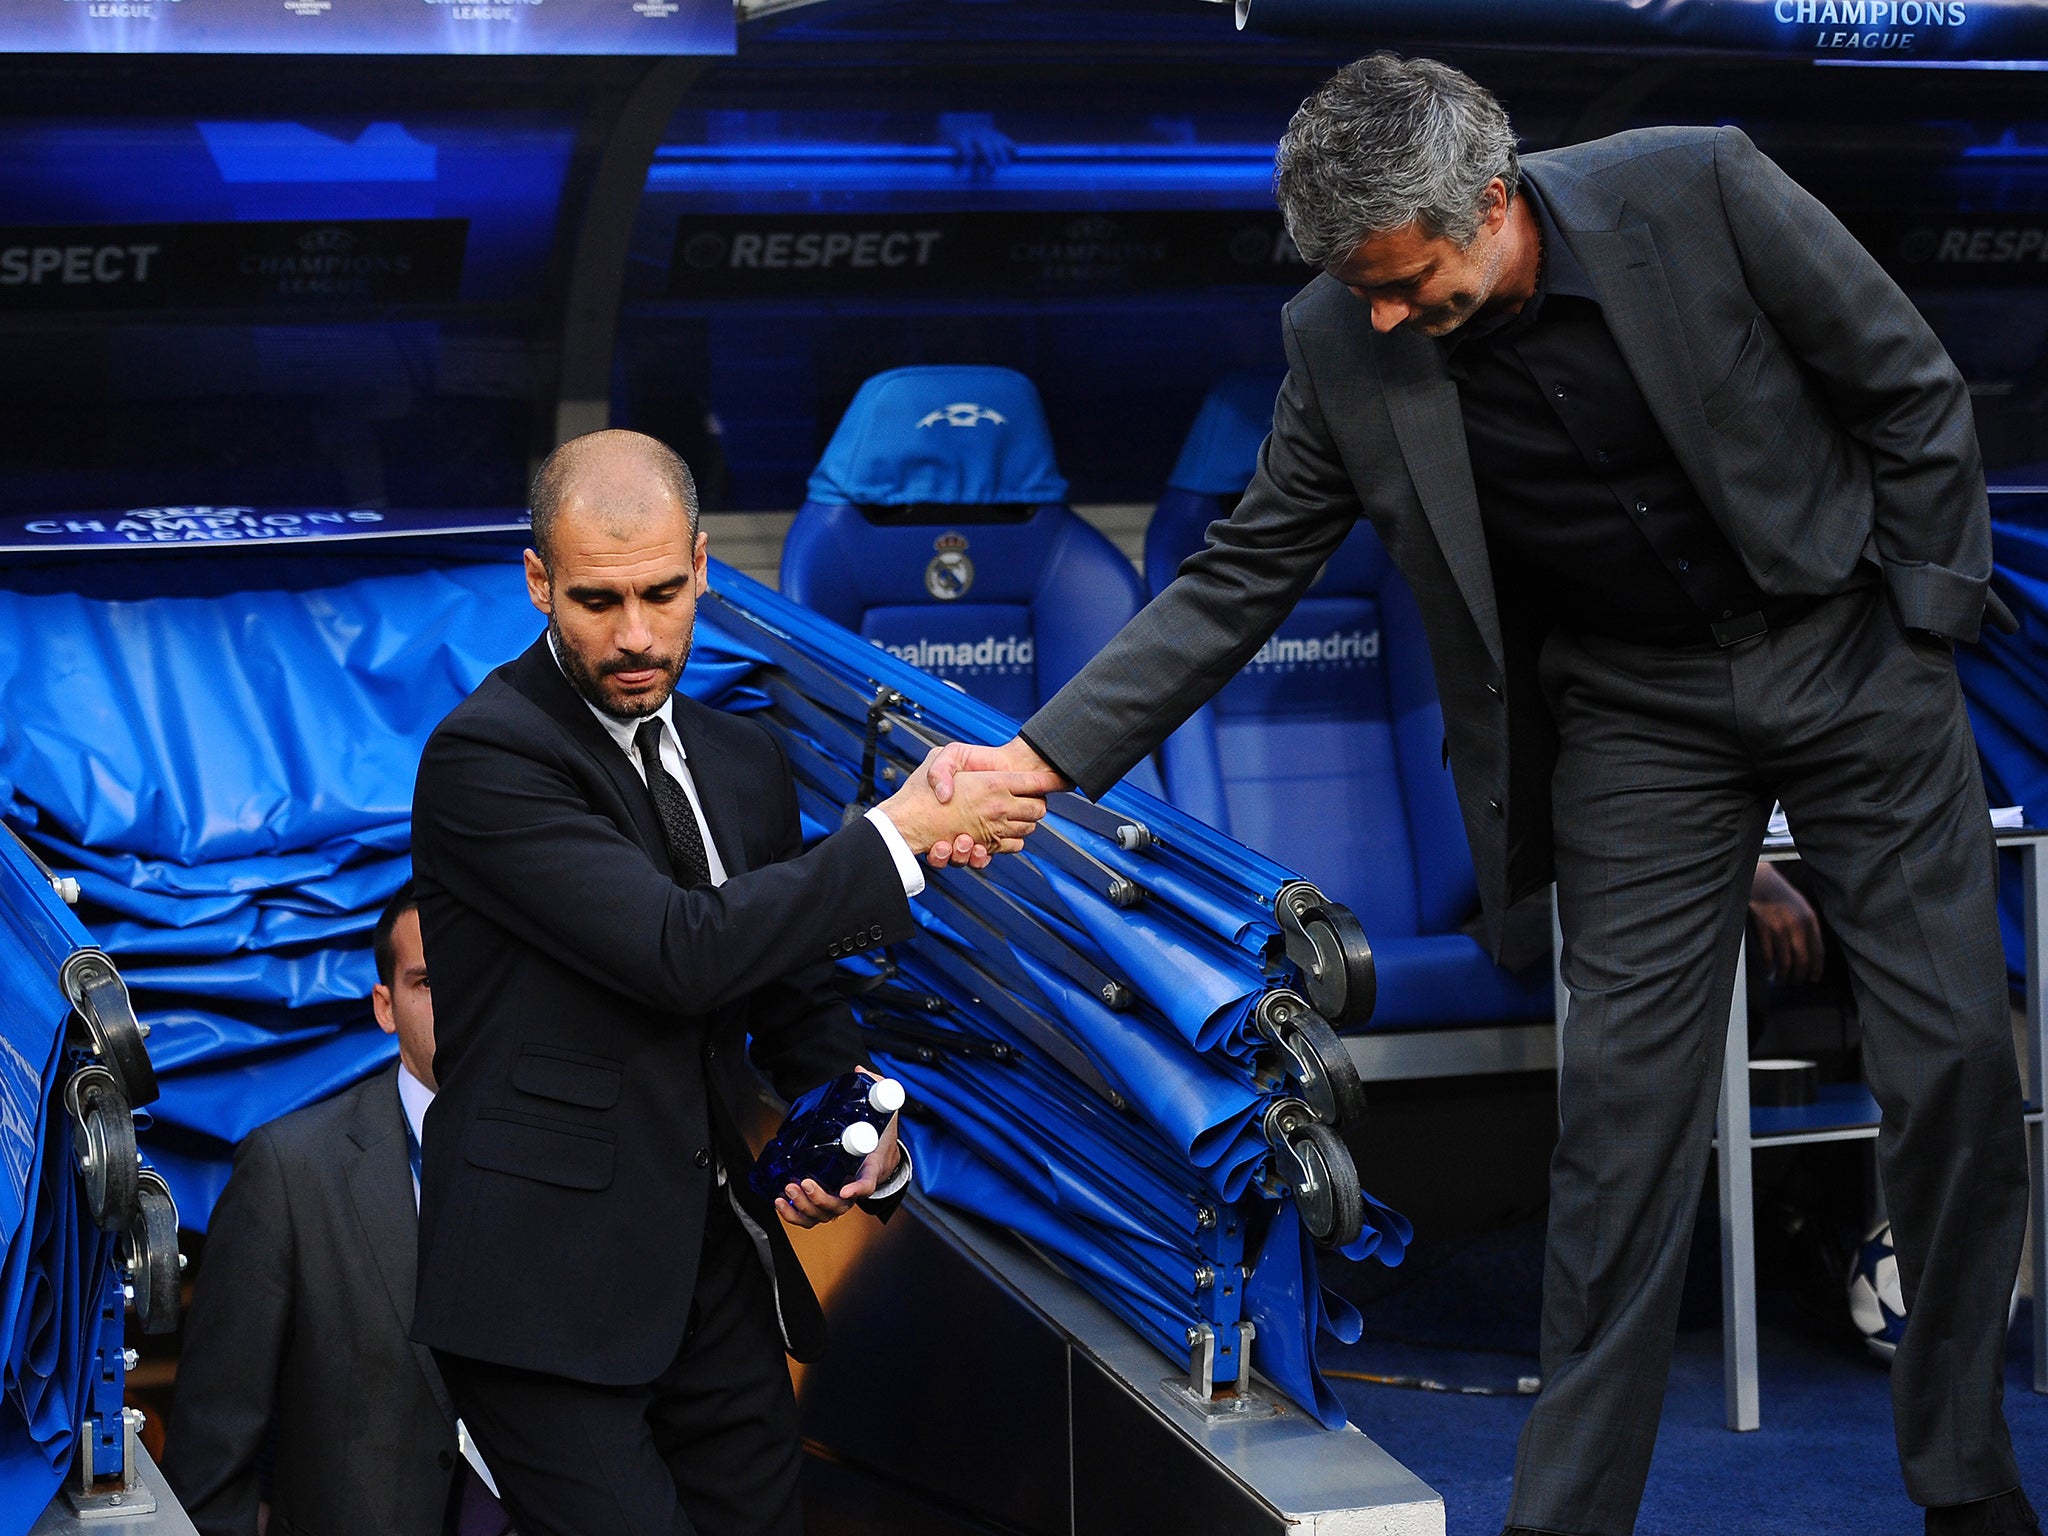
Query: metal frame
1345,1022,1556,1083
551,57,707,446
801,1191,1447,1535
1713,828,2048,1430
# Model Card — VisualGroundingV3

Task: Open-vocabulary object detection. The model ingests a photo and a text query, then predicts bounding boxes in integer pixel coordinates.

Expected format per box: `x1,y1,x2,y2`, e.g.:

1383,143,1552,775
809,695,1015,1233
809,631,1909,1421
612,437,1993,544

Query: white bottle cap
866,1077,906,1115
840,1121,881,1157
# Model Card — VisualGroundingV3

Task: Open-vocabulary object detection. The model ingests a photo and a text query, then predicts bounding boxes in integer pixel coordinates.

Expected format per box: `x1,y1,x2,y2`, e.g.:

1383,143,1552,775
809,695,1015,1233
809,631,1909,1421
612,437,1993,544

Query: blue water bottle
748,1071,906,1203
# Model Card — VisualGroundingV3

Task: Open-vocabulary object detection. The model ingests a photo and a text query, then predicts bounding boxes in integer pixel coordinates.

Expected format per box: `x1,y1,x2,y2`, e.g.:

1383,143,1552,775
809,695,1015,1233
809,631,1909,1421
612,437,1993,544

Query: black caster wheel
62,950,159,1108
1254,990,1368,1130
125,1170,181,1336
64,1064,138,1232
1262,1099,1364,1249
1273,883,1375,1029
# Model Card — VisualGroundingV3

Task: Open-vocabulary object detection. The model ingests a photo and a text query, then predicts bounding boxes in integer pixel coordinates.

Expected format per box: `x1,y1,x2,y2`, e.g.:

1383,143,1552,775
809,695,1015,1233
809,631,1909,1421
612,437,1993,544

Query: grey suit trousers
1511,586,2030,1535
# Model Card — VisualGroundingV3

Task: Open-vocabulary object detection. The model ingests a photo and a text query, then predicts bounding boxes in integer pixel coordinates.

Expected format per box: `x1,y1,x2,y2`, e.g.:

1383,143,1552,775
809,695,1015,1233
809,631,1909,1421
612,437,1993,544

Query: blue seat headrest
806,366,1069,508
1166,372,1284,497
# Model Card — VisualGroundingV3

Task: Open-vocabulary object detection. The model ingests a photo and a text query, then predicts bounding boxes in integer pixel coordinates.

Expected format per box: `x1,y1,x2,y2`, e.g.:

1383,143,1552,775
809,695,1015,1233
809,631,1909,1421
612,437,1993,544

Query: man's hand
920,738,1071,866
878,744,1060,868
1750,860,1825,985
773,1087,903,1230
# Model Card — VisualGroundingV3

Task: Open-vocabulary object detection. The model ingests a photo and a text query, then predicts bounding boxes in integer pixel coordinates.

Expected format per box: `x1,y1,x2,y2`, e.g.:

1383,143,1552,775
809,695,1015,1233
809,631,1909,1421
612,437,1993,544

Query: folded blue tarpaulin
700,564,1410,1421
0,538,1406,1433
0,831,124,1530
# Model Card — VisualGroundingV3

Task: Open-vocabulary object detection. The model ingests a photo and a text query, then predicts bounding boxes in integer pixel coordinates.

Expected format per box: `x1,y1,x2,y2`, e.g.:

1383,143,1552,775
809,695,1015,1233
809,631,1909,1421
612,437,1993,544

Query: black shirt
1440,183,1769,646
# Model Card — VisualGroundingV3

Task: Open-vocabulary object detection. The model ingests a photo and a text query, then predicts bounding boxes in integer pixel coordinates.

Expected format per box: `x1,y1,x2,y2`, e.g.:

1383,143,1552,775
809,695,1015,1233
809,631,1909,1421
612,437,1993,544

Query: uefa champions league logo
915,403,1007,430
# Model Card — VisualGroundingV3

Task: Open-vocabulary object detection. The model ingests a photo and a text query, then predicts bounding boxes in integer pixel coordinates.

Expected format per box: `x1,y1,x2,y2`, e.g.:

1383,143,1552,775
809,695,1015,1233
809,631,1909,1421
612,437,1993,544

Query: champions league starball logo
915,402,1007,430
925,531,975,601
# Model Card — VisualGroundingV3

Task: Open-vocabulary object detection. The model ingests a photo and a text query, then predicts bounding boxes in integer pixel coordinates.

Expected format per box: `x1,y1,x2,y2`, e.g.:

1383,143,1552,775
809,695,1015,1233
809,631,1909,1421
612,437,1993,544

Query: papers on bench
1764,803,2025,848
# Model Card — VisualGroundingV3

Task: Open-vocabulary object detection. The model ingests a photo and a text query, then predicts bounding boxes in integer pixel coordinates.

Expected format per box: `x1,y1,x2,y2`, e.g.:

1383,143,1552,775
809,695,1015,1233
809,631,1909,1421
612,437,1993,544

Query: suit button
1488,798,1503,817
826,942,841,958
438,1451,453,1471
867,925,883,942
694,1147,711,1169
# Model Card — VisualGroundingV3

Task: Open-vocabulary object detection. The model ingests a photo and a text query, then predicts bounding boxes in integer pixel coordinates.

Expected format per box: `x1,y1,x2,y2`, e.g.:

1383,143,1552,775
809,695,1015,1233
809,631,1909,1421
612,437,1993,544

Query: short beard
1413,226,1513,336
548,609,690,721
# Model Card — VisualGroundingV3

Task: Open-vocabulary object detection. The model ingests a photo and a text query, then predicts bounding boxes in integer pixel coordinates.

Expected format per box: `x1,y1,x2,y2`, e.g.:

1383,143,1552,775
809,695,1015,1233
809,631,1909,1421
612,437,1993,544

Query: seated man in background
409,429,1055,1536
165,884,511,1536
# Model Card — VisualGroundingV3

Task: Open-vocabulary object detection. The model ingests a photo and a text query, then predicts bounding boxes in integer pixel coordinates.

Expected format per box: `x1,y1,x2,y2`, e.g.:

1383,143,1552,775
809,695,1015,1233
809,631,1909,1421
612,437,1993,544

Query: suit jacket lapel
506,637,673,871
1529,160,1731,528
671,698,750,878
1376,337,1505,668
343,1069,456,1427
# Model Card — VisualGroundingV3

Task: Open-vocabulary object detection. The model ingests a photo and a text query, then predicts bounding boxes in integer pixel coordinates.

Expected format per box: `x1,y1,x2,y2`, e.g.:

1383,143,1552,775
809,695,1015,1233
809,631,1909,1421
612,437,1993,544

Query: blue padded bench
781,364,1163,795
1148,375,1552,1071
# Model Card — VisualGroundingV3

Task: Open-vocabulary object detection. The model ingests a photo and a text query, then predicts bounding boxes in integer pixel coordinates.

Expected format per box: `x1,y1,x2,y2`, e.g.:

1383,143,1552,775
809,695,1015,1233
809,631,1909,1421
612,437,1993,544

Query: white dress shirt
396,1066,500,1496
545,637,913,1201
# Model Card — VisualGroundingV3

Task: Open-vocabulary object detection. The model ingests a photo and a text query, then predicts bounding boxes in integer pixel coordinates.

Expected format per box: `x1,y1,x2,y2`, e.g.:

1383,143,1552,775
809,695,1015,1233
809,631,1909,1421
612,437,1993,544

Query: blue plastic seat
781,365,1162,792
1148,374,1549,1032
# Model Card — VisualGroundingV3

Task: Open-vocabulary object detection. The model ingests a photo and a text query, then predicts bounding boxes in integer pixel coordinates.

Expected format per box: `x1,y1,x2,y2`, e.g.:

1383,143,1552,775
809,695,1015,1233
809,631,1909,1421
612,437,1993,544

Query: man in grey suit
934,55,2036,1536
164,885,511,1536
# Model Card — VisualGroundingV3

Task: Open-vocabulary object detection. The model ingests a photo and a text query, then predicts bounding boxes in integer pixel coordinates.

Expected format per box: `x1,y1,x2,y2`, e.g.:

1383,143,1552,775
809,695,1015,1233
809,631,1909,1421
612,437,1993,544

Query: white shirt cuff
863,806,926,898
868,1141,913,1200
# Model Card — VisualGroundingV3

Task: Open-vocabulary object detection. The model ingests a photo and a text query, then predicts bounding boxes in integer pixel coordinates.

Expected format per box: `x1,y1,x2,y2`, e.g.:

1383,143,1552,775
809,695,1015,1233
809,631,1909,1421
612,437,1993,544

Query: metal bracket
1171,1322,1276,1420
66,1409,156,1519
1046,792,1156,854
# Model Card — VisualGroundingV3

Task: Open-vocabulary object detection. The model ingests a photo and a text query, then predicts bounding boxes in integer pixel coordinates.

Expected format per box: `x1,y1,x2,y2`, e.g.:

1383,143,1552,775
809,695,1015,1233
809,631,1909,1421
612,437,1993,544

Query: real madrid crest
925,532,974,601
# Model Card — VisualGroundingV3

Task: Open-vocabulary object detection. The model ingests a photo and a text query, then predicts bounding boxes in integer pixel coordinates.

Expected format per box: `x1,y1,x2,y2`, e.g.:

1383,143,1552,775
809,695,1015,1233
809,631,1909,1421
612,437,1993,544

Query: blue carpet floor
1328,1304,2045,1535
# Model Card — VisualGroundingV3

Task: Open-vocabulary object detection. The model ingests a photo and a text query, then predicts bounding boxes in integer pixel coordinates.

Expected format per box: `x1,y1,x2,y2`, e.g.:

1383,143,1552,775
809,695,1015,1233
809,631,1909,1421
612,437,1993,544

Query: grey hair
529,429,700,571
1275,54,1520,268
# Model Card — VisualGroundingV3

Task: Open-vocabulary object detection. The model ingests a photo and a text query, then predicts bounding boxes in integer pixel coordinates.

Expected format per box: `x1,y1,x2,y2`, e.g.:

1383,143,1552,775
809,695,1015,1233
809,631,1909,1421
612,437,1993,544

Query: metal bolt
1195,1206,1216,1229
177,1254,188,1271
108,1495,122,1507
1194,1265,1216,1290
1099,983,1118,1005
137,1023,151,1039
122,1285,134,1303
121,1349,138,1370
1185,1326,1201,1346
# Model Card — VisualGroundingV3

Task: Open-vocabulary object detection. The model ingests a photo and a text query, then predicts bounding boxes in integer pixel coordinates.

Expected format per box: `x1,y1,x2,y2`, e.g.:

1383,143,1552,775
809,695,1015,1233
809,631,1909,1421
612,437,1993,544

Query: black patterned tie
635,718,712,888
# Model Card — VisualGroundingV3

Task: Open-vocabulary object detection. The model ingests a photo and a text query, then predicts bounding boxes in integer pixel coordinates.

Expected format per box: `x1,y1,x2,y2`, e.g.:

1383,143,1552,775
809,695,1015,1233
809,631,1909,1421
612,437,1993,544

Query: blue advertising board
1238,0,2048,61
0,0,732,55
0,506,529,553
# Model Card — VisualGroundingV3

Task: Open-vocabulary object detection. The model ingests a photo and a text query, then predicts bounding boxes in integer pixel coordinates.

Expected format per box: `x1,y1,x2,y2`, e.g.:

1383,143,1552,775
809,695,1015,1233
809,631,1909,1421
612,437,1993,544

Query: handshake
875,738,1073,870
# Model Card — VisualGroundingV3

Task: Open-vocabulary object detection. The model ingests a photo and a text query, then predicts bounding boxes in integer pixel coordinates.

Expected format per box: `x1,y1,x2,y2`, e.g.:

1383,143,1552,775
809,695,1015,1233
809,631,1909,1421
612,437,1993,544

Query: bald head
529,429,700,573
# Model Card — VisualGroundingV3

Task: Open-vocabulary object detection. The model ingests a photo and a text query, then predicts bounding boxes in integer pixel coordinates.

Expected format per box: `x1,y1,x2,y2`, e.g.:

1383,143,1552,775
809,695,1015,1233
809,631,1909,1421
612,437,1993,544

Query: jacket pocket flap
512,1047,622,1110
465,1110,615,1191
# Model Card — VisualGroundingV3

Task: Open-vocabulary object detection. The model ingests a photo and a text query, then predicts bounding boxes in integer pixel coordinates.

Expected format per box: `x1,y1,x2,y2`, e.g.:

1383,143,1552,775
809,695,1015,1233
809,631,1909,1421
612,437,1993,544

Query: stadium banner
1236,0,2048,62
0,0,732,55
0,507,530,553
669,211,1318,297
0,220,468,312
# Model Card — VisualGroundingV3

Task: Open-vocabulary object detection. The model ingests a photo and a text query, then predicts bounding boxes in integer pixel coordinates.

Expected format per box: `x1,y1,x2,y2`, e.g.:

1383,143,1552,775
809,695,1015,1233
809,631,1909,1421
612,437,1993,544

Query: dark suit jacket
1023,126,1993,947
407,635,913,1384
163,1065,460,1536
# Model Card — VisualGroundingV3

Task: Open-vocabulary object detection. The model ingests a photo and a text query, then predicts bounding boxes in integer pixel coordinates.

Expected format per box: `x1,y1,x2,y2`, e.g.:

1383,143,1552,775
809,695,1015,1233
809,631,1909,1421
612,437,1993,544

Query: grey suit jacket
1024,126,1992,946
164,1065,461,1536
